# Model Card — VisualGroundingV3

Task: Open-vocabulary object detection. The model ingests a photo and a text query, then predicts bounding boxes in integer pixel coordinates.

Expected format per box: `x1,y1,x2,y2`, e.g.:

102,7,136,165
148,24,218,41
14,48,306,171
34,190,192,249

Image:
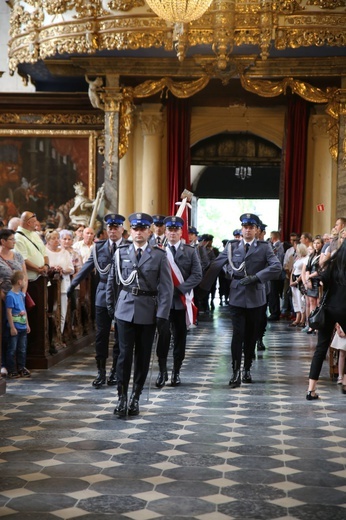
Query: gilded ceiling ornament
307,0,345,8
41,0,72,15
7,1,346,74
106,0,145,11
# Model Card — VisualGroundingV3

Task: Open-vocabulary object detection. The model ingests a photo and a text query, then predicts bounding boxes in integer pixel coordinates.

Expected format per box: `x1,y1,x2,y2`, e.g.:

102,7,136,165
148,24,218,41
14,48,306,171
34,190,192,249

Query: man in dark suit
67,214,128,388
155,216,202,388
106,212,173,417
200,213,282,387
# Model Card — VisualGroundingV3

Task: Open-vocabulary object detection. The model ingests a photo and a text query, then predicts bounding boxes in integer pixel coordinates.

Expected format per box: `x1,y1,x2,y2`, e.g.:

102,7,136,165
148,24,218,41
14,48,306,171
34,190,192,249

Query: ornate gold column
308,114,334,234
337,88,346,217
103,75,122,213
139,104,164,214
119,129,134,220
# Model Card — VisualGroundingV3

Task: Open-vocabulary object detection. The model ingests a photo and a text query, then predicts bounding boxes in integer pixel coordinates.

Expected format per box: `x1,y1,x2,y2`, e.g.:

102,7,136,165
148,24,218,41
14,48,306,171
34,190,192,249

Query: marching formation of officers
69,211,281,417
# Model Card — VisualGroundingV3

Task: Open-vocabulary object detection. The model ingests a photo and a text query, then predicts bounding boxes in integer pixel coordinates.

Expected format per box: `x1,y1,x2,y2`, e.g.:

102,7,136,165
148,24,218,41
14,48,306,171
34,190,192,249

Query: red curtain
167,96,191,239
281,95,309,241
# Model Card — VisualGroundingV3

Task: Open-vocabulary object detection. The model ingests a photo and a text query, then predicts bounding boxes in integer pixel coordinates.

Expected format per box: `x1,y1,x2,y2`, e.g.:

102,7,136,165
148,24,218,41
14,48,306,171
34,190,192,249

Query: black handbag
308,290,328,330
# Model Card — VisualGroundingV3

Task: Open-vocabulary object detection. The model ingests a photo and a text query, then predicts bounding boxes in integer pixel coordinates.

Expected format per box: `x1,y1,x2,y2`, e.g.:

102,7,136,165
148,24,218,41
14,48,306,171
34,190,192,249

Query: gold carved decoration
106,0,145,10
0,113,104,126
307,1,345,7
240,74,342,161
8,1,346,73
118,76,209,157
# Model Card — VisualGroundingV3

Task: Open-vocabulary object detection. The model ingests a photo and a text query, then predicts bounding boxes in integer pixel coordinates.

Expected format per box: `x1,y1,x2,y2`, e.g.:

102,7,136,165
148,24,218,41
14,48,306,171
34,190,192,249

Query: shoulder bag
308,290,328,331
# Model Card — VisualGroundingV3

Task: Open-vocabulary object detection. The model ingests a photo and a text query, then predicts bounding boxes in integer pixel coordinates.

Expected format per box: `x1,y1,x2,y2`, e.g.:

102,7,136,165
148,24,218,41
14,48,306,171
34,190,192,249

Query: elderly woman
45,230,74,335
0,228,28,376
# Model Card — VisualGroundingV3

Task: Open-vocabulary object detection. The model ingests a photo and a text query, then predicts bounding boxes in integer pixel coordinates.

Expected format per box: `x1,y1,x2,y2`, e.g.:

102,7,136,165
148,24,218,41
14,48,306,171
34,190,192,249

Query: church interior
1,1,346,518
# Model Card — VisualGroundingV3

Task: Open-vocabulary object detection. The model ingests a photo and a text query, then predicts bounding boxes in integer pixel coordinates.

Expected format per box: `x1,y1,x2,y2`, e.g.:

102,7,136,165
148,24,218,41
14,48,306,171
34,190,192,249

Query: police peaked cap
240,213,260,226
163,216,184,228
233,229,242,236
128,212,153,228
104,213,125,226
188,226,198,235
152,214,166,225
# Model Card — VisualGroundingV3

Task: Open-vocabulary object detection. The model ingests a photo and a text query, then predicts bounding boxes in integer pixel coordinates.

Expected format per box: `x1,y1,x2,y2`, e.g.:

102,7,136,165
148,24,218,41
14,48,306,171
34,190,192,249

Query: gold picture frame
0,129,98,226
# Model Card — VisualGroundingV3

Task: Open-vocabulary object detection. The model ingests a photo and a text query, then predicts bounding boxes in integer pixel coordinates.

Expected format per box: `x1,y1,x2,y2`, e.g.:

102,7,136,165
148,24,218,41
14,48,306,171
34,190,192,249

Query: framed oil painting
0,130,97,228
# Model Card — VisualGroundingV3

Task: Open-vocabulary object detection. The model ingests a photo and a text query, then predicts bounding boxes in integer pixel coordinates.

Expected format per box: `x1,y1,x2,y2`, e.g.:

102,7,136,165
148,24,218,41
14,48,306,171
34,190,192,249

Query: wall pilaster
139,104,164,214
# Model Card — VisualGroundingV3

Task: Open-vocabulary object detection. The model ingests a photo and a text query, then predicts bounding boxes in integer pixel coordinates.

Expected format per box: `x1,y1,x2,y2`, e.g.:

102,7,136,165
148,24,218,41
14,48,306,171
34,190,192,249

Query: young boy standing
5,270,31,378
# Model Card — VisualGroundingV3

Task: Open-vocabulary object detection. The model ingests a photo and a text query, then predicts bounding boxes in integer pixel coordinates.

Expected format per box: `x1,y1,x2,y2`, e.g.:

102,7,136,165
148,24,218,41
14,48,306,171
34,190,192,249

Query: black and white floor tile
1,305,346,519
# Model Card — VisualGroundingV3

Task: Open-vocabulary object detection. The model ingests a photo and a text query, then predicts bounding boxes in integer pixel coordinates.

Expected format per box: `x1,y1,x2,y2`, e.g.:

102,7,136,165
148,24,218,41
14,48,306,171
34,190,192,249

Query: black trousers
95,306,119,363
229,305,262,370
156,309,187,370
309,308,346,380
116,319,156,391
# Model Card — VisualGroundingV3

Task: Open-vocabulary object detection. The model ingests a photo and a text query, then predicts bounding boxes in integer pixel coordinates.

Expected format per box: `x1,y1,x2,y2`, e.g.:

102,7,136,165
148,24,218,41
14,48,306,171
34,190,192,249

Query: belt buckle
131,287,139,295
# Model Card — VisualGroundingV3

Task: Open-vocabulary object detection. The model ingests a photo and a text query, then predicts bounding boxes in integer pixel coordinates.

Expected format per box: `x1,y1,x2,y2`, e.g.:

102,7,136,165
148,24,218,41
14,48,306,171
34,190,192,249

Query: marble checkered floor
1,305,346,520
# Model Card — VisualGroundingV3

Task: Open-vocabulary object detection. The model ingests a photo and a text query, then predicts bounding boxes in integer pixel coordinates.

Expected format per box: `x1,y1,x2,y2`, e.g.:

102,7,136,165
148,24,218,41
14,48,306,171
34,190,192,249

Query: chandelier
235,167,252,181
145,0,214,23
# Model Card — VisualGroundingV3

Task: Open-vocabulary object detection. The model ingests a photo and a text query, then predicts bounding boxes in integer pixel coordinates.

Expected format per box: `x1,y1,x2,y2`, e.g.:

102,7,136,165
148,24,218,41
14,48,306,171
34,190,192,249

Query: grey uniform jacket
106,243,173,324
200,239,282,309
170,243,203,310
70,238,128,307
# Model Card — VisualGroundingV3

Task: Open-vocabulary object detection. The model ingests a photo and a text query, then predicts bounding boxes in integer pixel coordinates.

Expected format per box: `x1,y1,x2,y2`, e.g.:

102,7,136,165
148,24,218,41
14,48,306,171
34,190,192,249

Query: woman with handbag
289,244,309,327
302,236,323,334
306,240,346,400
0,228,28,376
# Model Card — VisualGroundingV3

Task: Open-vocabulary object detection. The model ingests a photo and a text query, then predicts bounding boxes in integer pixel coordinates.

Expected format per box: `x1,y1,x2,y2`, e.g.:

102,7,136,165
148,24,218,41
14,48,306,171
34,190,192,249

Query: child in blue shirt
5,270,31,378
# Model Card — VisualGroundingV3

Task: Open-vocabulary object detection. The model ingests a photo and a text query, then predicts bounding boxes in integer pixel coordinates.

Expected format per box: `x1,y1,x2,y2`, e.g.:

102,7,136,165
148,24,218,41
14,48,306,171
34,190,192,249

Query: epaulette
183,243,194,249
153,245,166,252
95,239,107,246
118,243,128,248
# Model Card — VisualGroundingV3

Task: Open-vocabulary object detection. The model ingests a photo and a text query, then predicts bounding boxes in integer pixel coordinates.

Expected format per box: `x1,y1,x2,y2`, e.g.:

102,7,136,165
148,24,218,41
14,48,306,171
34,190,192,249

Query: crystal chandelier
235,166,252,181
145,0,214,23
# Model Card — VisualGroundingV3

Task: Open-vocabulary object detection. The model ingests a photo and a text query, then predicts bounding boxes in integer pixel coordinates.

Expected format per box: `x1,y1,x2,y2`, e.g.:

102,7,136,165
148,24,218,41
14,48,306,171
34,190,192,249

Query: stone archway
191,131,281,200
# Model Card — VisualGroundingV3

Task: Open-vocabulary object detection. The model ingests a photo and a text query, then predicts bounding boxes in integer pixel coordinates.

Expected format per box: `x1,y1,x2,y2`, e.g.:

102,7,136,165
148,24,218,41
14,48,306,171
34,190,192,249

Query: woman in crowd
307,240,346,400
59,229,83,275
289,243,309,327
302,236,323,334
45,230,74,335
0,228,27,376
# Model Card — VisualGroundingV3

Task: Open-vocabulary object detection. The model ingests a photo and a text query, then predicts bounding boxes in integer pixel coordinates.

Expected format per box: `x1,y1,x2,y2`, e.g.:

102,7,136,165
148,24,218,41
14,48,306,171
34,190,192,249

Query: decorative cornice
8,1,346,74
0,112,104,126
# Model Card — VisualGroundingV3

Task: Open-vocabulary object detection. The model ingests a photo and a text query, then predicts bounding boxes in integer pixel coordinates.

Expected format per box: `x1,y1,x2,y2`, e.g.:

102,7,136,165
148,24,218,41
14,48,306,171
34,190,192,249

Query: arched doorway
190,132,282,244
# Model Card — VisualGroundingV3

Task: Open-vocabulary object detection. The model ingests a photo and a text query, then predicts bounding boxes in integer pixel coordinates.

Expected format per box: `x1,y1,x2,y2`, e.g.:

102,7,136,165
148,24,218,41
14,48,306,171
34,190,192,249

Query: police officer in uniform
67,214,128,388
200,213,282,387
149,214,167,248
106,212,173,417
155,216,202,388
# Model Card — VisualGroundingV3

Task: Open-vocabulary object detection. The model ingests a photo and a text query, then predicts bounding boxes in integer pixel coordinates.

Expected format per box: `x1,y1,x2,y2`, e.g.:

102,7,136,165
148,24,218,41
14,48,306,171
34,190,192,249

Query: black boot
114,386,127,416
242,369,252,383
128,385,141,416
171,369,181,386
92,359,106,388
107,359,118,386
155,358,168,388
256,340,266,351
229,362,241,388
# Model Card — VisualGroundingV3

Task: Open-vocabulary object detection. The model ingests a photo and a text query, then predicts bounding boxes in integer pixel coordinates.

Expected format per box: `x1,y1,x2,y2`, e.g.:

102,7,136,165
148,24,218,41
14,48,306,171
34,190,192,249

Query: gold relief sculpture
307,0,345,8
41,0,72,15
107,0,145,11
0,113,104,126
8,1,346,74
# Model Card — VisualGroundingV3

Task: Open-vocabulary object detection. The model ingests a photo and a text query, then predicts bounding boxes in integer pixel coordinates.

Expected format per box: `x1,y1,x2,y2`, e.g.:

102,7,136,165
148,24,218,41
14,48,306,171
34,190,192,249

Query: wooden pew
26,274,95,369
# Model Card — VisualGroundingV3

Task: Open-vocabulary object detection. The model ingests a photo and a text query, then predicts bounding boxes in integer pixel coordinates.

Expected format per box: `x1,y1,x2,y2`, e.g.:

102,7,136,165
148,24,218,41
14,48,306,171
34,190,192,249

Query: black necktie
157,236,161,245
245,243,250,254
170,245,176,258
137,248,142,262
111,242,116,256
